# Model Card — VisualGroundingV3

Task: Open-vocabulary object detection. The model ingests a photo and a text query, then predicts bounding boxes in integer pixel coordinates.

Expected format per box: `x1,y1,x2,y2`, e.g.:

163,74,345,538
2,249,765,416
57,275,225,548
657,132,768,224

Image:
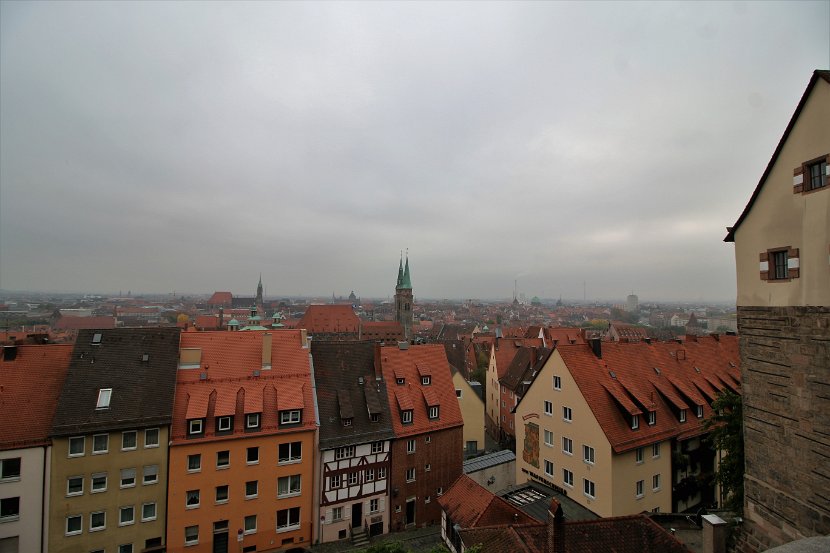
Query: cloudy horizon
1,1,828,303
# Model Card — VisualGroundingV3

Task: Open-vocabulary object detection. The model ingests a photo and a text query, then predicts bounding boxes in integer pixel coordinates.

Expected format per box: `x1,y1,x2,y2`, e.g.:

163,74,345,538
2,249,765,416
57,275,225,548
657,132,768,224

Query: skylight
96,388,112,409
92,333,103,345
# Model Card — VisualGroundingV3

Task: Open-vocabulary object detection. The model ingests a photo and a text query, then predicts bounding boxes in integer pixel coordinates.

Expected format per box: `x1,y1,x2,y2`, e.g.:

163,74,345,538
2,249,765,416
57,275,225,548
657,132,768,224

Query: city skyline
1,2,828,302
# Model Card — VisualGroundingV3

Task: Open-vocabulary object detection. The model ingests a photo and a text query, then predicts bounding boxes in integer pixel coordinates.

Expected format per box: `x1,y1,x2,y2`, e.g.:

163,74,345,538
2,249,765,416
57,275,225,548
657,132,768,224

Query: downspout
41,444,49,553
308,351,322,544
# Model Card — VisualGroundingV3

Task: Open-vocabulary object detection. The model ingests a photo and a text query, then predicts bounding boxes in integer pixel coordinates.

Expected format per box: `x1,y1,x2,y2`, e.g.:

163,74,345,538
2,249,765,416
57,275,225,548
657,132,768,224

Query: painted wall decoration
523,421,539,468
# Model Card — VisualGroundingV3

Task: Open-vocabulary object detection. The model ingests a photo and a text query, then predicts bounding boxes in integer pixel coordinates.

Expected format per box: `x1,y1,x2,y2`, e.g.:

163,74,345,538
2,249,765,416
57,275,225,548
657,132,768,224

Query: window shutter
787,247,800,279
380,498,385,513
793,166,804,193
759,252,769,280
325,508,332,524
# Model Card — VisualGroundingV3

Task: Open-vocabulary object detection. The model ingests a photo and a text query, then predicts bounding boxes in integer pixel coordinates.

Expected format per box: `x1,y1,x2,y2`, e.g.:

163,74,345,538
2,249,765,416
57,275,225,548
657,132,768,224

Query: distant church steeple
256,274,264,308
394,251,414,339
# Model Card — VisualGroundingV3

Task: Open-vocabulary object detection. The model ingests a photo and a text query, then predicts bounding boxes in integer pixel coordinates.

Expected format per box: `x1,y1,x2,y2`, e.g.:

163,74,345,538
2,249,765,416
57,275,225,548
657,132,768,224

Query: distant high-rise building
626,294,639,312
395,254,413,340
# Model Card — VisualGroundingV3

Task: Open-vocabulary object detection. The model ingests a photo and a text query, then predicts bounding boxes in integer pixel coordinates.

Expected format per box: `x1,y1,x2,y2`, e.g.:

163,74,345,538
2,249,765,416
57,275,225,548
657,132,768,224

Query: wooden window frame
794,154,829,194
760,246,799,282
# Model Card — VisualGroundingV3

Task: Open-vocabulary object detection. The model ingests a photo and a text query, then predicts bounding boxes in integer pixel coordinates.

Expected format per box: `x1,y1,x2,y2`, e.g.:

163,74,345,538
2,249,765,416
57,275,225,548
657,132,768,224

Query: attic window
370,413,380,423
648,411,656,426
396,378,405,385
401,410,413,424
141,354,149,363
631,414,639,430
96,388,112,410
421,376,431,385
697,405,704,418
92,333,102,345
343,418,353,427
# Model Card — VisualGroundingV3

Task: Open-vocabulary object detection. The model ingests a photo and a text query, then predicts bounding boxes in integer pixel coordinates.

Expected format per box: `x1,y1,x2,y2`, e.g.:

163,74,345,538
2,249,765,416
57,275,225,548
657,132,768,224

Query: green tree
704,390,744,513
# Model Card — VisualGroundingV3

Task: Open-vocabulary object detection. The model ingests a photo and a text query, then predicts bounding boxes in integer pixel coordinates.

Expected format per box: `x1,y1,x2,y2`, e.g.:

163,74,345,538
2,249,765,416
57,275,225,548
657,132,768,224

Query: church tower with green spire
395,253,414,339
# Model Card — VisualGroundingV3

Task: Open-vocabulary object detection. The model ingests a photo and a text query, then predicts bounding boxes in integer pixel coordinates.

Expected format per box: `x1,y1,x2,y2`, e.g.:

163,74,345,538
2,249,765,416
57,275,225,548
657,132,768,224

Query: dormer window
647,411,656,426
679,409,687,423
96,388,112,410
401,410,413,424
428,406,439,420
188,419,204,435
280,410,301,425
217,416,232,432
631,415,639,430
370,413,380,423
396,378,405,385
697,405,704,418
421,376,431,385
92,333,102,345
246,413,260,430
343,418,352,427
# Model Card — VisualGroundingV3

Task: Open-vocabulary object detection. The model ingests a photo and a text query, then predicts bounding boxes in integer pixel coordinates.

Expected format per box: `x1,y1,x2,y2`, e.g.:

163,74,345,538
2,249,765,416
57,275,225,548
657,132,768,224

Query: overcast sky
1,1,828,302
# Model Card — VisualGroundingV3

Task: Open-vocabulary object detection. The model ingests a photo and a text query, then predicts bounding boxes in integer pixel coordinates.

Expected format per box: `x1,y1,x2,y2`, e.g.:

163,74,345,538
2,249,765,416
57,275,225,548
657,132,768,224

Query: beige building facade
452,369,485,456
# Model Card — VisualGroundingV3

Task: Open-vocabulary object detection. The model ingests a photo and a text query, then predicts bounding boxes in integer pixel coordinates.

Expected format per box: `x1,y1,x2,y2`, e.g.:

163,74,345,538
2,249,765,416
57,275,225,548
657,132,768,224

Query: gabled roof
538,336,739,453
310,341,394,449
381,344,464,438
501,347,553,393
493,338,544,380
297,304,360,334
439,474,536,529
51,328,181,436
725,70,830,242
208,291,233,305
171,330,314,443
1,344,72,449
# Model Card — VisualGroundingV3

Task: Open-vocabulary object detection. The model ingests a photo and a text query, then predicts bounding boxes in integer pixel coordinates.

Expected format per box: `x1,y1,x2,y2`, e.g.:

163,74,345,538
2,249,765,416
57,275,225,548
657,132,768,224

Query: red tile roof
0,344,73,449
439,474,536,529
552,336,739,453
494,338,544,379
297,304,360,334
171,330,314,443
208,291,233,306
381,344,464,438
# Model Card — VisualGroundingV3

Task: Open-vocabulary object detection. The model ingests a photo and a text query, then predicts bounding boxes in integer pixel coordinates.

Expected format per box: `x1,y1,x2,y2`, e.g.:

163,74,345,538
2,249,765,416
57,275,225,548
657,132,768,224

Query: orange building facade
166,330,316,553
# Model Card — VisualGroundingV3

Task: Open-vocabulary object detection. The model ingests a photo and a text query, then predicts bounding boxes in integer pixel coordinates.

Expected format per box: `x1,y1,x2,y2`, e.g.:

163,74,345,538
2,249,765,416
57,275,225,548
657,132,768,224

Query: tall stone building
395,255,414,340
725,69,830,551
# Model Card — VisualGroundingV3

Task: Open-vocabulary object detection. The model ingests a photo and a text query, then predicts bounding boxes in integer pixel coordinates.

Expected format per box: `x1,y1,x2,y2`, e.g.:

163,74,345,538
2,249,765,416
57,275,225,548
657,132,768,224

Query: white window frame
246,413,260,429
92,433,109,454
277,474,301,497
563,406,572,422
347,471,358,486
365,468,375,481
428,405,439,419
636,480,644,498
68,436,84,457
563,468,573,487
583,445,595,464
142,464,159,485
544,429,554,447
67,476,84,496
245,480,258,499
553,375,562,390
648,411,656,426
371,441,384,454
188,419,203,435
635,447,644,464
120,468,136,488
330,474,341,488
679,409,687,423
90,510,106,532
280,410,301,425
215,484,229,504
244,514,257,534
187,454,201,472
401,410,413,424
406,468,415,482
121,430,137,451
96,388,112,410
185,525,199,545
583,478,596,499
562,437,573,455
421,376,431,385
65,514,83,536
632,414,640,430
216,450,230,469
332,506,343,521
370,498,379,513
186,490,200,509
378,466,387,479
119,505,135,526
217,416,232,432
544,400,553,416
276,507,301,532
697,405,704,418
544,459,554,477
407,439,416,454
652,443,661,458
653,474,661,491
144,427,160,448
91,473,107,493
142,502,157,522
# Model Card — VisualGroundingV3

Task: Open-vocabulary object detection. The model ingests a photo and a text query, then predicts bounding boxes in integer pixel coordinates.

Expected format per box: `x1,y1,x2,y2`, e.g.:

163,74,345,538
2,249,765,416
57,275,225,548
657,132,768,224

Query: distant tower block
626,294,639,313
395,253,414,340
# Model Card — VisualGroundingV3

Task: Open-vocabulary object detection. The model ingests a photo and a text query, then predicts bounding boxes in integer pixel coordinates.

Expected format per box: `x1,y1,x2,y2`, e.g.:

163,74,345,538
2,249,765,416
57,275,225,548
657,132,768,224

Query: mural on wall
523,421,539,468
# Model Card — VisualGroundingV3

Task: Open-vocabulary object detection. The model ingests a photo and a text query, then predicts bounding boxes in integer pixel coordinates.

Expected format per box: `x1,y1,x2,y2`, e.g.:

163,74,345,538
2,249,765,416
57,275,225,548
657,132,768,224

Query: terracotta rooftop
439,474,536,529
297,304,360,334
171,330,314,443
543,336,740,453
493,337,544,380
380,344,464,438
0,344,72,449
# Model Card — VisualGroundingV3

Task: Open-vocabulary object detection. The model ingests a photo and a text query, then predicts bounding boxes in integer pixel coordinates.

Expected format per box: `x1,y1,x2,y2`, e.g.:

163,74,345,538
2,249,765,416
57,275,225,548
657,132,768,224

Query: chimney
589,338,601,359
300,329,308,349
217,307,224,330
546,499,564,553
702,514,727,553
262,333,272,369
373,343,383,381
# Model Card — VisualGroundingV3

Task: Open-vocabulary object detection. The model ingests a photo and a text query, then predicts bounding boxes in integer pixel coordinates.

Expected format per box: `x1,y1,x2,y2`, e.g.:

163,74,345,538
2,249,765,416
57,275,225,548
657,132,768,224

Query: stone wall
737,306,830,552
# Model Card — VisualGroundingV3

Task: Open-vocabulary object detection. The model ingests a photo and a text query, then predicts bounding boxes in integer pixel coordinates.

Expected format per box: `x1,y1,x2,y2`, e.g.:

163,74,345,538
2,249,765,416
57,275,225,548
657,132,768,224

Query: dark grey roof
311,340,395,449
498,481,598,523
51,327,181,436
463,449,515,474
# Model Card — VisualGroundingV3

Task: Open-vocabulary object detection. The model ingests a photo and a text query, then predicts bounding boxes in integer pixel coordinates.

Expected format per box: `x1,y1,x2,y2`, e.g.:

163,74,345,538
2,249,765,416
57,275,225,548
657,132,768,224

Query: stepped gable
171,330,314,442
555,335,739,453
0,344,73,449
